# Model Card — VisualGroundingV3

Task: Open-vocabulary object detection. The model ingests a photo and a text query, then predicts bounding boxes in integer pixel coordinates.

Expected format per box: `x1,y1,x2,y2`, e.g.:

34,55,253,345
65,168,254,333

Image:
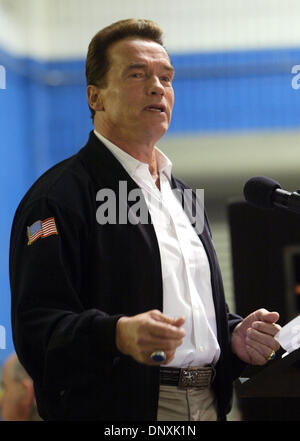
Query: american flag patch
27,217,58,245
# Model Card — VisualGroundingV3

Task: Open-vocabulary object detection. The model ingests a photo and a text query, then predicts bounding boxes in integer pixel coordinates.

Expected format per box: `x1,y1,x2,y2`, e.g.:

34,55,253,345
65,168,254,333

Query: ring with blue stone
150,351,166,363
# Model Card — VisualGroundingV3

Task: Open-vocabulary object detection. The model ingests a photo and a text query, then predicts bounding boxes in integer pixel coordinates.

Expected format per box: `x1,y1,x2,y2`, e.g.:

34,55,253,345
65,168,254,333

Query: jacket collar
79,131,180,196
78,131,142,195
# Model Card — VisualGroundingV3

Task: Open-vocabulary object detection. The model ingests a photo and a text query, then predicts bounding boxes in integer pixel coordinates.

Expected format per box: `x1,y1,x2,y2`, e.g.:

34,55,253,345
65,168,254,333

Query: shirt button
199,346,205,352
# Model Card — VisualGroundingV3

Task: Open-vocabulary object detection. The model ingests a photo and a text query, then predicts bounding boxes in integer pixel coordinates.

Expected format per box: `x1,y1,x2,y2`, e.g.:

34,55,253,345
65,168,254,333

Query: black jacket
10,131,245,421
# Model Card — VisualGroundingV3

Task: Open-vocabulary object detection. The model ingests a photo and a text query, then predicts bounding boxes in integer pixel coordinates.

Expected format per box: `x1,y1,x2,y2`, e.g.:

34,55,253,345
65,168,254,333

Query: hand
231,308,281,365
116,309,186,365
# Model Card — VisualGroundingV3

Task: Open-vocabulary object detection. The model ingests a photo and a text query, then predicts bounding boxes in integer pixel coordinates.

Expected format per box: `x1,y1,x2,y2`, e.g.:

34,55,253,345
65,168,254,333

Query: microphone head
243,176,282,209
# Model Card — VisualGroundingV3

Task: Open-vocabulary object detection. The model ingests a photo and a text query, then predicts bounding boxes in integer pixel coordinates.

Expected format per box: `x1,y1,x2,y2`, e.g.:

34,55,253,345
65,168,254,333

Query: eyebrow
125,62,175,74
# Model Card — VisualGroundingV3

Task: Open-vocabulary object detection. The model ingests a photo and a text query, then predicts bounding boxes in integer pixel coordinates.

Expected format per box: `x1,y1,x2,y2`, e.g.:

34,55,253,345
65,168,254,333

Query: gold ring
266,350,275,361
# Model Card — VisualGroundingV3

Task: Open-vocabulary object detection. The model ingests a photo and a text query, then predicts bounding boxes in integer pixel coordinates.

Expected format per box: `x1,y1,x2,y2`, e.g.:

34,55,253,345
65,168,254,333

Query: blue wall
1,46,300,363
170,48,300,132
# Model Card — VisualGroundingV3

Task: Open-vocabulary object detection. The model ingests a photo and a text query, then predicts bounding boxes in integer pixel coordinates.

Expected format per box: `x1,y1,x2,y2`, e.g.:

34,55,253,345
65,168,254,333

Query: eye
161,76,171,83
131,72,143,78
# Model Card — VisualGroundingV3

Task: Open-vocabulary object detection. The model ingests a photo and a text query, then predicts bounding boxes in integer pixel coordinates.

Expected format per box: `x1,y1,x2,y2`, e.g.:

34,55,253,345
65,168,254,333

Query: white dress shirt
94,130,220,367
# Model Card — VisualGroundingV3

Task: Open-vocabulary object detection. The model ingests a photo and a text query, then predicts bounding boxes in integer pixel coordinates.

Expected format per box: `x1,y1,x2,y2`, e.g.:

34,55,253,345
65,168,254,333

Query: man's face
94,37,175,145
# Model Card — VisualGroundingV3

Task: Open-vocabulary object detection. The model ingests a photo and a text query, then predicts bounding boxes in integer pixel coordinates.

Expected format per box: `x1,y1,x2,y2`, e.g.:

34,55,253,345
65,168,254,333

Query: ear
86,85,105,112
21,379,35,411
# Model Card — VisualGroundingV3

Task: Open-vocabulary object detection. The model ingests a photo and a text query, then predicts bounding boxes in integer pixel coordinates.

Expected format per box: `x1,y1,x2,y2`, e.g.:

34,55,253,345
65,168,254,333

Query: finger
247,341,277,363
161,351,175,365
151,310,186,327
247,328,281,351
246,332,279,360
148,320,186,340
171,317,186,327
251,321,281,336
245,344,268,366
138,336,184,352
142,349,176,366
255,309,280,324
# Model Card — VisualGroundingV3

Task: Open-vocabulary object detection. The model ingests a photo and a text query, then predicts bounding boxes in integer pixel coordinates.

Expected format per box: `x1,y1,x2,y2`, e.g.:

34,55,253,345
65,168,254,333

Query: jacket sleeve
10,196,122,391
226,310,247,380
204,210,247,380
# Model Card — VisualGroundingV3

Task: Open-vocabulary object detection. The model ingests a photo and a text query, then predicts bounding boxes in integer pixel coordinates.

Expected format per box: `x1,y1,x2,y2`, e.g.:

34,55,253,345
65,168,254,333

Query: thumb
152,311,185,328
256,309,280,324
170,316,186,328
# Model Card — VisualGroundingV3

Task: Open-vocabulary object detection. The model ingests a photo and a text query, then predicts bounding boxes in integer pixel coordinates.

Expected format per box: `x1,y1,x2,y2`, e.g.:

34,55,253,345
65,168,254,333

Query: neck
94,125,159,178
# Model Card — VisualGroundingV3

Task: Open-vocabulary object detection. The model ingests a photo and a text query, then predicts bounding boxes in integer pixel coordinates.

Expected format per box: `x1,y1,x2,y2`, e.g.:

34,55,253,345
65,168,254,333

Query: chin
148,123,169,138
148,130,168,144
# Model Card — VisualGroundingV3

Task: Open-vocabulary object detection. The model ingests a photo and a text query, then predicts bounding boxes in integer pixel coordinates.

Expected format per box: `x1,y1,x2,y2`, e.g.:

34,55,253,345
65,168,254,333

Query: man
10,18,281,421
0,353,42,421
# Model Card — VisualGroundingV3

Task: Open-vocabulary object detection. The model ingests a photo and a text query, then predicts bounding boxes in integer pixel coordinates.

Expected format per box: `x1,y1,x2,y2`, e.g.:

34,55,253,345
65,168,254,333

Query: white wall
1,0,300,59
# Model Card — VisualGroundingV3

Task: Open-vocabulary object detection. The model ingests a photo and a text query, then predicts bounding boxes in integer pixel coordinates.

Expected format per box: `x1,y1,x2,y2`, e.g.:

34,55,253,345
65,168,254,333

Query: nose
147,75,165,96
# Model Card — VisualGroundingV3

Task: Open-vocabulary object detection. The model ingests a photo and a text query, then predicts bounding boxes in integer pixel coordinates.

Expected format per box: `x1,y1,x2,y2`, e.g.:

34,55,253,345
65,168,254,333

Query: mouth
144,104,166,113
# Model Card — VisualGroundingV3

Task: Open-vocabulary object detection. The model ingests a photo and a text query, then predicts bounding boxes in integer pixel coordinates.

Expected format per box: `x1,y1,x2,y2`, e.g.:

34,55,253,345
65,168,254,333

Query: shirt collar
93,129,172,181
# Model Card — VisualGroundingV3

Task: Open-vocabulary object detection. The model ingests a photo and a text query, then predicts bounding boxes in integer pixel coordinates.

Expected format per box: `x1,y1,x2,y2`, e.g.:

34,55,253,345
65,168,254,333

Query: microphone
243,176,300,214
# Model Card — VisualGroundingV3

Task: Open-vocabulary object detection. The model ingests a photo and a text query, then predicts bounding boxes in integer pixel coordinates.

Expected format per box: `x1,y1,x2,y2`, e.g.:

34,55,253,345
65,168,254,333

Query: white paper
239,377,250,384
274,314,300,355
